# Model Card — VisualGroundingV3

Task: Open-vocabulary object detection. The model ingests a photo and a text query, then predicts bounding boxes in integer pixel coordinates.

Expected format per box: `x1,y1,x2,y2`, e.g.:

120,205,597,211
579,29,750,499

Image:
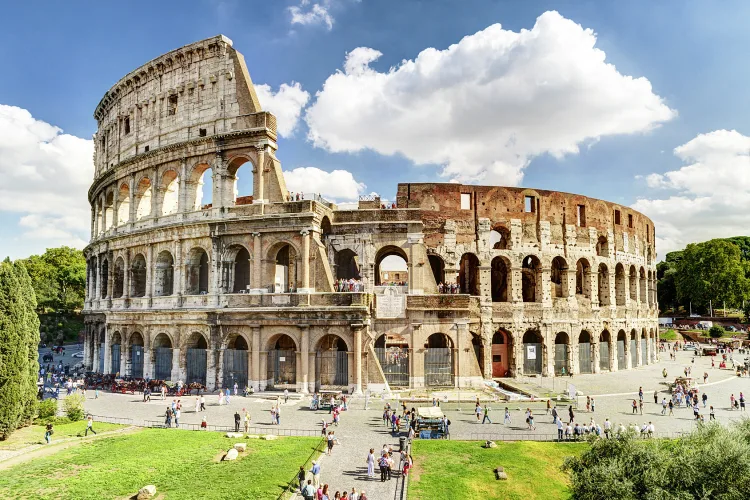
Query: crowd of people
335,278,364,292
437,282,461,294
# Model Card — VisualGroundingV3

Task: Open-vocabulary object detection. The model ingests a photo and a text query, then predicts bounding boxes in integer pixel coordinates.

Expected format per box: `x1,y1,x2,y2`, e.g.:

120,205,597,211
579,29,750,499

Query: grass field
0,422,125,451
0,428,322,500
408,440,586,500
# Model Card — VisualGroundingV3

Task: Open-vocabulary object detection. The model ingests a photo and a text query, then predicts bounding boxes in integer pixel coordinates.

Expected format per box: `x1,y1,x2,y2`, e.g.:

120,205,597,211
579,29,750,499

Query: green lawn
660,329,678,341
0,422,125,451
0,428,322,500
408,440,586,500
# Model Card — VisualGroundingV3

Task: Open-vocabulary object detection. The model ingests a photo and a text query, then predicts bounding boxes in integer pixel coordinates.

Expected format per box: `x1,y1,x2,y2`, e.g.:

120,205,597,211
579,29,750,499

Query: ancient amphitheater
83,35,659,393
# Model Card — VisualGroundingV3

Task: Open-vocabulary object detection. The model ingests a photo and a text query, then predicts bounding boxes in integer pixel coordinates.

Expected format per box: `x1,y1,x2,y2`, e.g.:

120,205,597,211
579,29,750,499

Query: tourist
349,487,358,500
234,410,241,432
557,418,564,440
327,431,335,456
546,399,552,415
271,407,277,425
730,394,736,409
632,400,638,414
45,422,54,444
195,397,200,413
551,405,558,424
482,405,491,424
604,418,611,439
591,397,595,413
200,394,206,411
298,467,307,494
639,399,644,415
702,393,708,408
475,402,482,422
359,491,367,500
568,405,575,424
85,415,97,436
668,399,674,416
175,407,181,427
165,406,172,427
366,448,376,478
564,422,572,440
285,388,289,404
527,412,536,430
310,460,321,488
661,398,667,415
740,392,746,411
709,406,716,420
638,387,643,402
277,404,282,425
322,484,330,500
201,416,207,430
244,409,251,433
653,390,658,404
693,402,700,419
225,387,231,405
586,396,590,412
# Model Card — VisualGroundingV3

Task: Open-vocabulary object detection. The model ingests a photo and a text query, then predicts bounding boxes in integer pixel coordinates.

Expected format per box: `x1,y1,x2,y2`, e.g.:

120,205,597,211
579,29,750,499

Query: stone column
250,232,263,292
93,329,101,373
103,328,112,374
100,194,108,233
251,327,261,391
174,239,183,301
143,343,152,379
83,326,90,370
128,174,136,228
93,254,100,303
171,347,181,381
352,324,364,395
299,230,312,293
123,250,131,300
254,146,266,206
592,340,601,374
177,158,188,214
300,325,310,393
107,252,114,301
645,332,652,365
410,323,422,388
146,244,153,306
635,334,642,367
90,206,96,241
216,349,224,391
511,267,523,302
455,322,468,388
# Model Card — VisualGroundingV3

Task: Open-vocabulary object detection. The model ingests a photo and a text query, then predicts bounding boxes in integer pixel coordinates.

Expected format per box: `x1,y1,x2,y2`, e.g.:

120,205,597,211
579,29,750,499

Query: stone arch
99,258,109,299
266,333,297,390
629,265,638,303
425,333,455,386
130,253,147,297
614,263,626,306
186,247,209,295
315,334,349,388
428,254,445,287
375,245,408,286
490,225,511,250
227,155,255,205
522,329,543,375
160,169,180,216
117,182,130,225
578,330,593,373
103,191,114,230
335,248,361,281
491,329,512,377
223,332,250,390
575,258,591,298
110,331,122,375
596,235,609,257
629,328,638,368
135,176,152,220
128,331,145,379
154,250,174,296
268,242,298,293
597,263,610,306
639,267,647,304
113,257,124,298
599,330,612,371
522,255,542,302
320,216,332,239
188,162,213,210
221,244,251,293
459,253,480,296
184,331,208,385
491,256,511,302
554,332,571,376
616,329,627,369
550,256,568,298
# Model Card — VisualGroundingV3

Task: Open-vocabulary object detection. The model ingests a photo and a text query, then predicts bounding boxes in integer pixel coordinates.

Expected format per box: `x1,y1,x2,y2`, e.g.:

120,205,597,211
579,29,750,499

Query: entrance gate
617,340,625,369
375,347,409,387
316,351,348,387
599,342,610,371
579,343,592,373
630,339,637,367
425,348,454,386
641,339,648,365
186,348,207,385
131,346,144,379
111,344,121,375
223,349,248,390
99,344,105,373
267,350,296,389
554,344,569,375
523,343,542,374
154,347,173,380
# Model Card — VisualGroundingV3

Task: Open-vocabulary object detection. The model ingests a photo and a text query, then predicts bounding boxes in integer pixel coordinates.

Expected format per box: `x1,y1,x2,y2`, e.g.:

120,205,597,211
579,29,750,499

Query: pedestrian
528,413,536,430
639,400,644,415
165,406,172,427
366,448,376,478
709,406,716,420
85,415,97,436
95,387,99,399
668,399,674,416
586,396,590,412
703,372,708,384
475,403,482,422
284,388,289,404
225,387,231,405
568,405,575,424
638,387,643,402
741,393,746,411
298,466,307,493
276,404,281,425
244,409,251,433
604,418,611,439
200,394,206,411
591,397,595,413
546,399,551,415
661,398,667,415
233,382,238,396
557,417,564,440
201,416,207,429
653,390,658,404
702,393,708,408
632,399,638,414
326,431,335,456
482,405,491,424
44,422,54,444
234,410,241,433
175,408,181,427
378,454,389,482
195,397,200,413
310,460,321,488
503,407,511,425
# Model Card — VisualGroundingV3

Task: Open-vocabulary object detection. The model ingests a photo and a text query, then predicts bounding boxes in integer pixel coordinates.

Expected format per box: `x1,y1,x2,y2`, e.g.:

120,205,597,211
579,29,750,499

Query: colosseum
82,35,659,394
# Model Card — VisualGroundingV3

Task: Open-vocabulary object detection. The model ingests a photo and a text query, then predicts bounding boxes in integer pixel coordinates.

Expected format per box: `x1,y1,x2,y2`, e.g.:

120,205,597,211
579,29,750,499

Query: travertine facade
83,35,659,393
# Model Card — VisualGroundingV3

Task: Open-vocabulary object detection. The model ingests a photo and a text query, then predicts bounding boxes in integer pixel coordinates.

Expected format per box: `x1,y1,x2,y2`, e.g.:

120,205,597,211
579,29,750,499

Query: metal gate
267,350,296,389
641,339,648,365
425,348,454,386
154,347,173,380
375,347,409,387
99,344,105,373
599,342,610,371
579,342,592,373
523,343,542,375
630,339,637,367
186,348,207,385
316,351,348,387
131,346,144,379
617,340,626,369
554,344,569,375
223,349,248,390
111,344,121,375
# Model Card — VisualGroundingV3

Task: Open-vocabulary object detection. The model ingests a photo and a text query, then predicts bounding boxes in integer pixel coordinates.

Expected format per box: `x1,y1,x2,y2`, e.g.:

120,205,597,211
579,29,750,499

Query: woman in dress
366,448,375,478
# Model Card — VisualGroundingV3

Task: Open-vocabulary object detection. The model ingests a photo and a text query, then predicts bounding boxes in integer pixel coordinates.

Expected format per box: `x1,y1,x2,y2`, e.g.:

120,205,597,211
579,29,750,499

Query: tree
21,246,86,312
656,251,683,314
709,325,725,339
0,261,40,439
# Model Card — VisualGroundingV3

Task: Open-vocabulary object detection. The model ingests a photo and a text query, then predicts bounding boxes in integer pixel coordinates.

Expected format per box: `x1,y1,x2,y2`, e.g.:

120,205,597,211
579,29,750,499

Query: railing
469,431,689,442
143,420,319,436
276,437,326,500
89,414,134,425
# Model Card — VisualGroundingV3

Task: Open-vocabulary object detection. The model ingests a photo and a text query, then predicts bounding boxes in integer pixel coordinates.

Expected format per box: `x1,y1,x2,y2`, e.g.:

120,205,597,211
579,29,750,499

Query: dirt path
0,426,141,471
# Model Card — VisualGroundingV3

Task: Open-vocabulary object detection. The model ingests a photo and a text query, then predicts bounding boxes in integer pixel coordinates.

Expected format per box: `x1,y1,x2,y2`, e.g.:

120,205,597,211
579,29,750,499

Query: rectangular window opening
628,214,633,228
144,145,150,152
524,196,536,213
460,193,471,210
168,95,178,116
199,128,207,137
614,209,621,225
124,116,130,135
576,204,586,227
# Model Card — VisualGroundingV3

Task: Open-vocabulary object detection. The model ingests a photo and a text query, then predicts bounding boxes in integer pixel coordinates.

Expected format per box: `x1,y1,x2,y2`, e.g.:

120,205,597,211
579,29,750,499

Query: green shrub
709,326,724,338
63,393,85,422
37,399,58,419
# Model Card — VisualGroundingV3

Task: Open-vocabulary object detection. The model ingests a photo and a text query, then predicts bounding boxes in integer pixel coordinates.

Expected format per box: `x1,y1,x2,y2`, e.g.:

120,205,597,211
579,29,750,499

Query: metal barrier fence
469,431,689,442
89,414,134,425
276,437,326,500
142,420,319,436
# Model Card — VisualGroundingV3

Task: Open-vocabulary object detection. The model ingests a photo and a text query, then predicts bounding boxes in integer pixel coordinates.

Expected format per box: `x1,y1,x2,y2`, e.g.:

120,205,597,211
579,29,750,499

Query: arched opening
617,330,627,369
471,333,484,375
554,332,570,376
316,334,349,389
117,183,130,226
227,157,254,205
597,263,610,306
491,256,511,302
425,333,454,386
110,332,122,375
615,264,626,306
630,329,638,367
161,170,179,216
321,216,332,240
490,226,510,250
374,334,410,387
113,258,124,298
335,249,360,281
231,247,251,293
129,332,144,379
641,329,648,366
135,177,152,220
629,266,638,303
130,254,147,297
550,256,568,298
428,254,445,288
95,202,103,235
267,334,297,390
186,248,209,295
599,330,611,371
154,251,174,297
578,331,592,374
98,330,106,373
273,244,297,293
185,332,208,386
596,236,608,257
375,246,408,286
459,253,480,295
522,330,543,375
152,333,173,381
650,328,656,362
99,259,109,299
575,258,591,298
639,268,647,304
522,255,542,302
224,334,249,390
491,330,511,377
104,192,114,230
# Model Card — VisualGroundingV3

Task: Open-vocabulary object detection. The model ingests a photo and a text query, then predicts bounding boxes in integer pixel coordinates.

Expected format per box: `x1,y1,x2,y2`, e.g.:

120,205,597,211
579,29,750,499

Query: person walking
165,406,172,427
527,412,536,430
482,405,491,424
276,404,281,425
653,390,658,404
44,422,54,444
604,418,611,439
284,388,289,404
551,406,558,424
740,392,746,411
234,411,241,433
639,399,644,415
568,405,575,424
301,480,315,500
661,398,667,415
200,394,206,411
244,409,251,433
85,415,97,436
175,408,181,428
233,382,238,396
326,431,335,456
298,467,307,493
702,393,708,408
591,397,595,413
475,402,482,422
638,387,643,403
195,397,200,413
709,406,716,420
503,407,511,425
546,399,551,415
557,417,564,440
668,399,674,416
378,453,389,482
366,448,376,478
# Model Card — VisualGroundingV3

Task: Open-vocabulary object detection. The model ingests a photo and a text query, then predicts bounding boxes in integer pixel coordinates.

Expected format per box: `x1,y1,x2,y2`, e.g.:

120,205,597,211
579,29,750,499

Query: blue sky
1,0,749,259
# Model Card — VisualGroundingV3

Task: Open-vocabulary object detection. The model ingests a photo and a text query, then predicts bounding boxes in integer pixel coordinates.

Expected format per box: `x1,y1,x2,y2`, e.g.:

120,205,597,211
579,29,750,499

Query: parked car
71,351,84,358
684,345,697,351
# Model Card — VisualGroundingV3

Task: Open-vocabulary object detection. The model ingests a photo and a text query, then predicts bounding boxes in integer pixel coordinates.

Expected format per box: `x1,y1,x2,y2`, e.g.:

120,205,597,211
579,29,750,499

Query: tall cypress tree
14,261,40,424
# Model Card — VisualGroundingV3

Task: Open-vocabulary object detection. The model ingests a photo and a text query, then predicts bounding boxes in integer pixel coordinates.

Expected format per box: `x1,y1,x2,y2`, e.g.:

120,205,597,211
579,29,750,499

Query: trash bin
399,436,406,451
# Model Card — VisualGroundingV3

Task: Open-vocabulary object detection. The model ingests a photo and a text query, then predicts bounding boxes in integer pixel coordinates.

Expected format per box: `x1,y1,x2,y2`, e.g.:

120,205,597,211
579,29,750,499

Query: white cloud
633,129,750,256
305,10,676,185
289,0,334,31
256,82,310,137
0,104,93,256
283,166,365,201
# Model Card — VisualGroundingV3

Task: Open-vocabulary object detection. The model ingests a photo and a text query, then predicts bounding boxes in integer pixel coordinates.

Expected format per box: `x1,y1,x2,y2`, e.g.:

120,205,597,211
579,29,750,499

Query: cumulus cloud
255,82,310,137
0,104,93,255
283,166,365,201
305,10,676,185
289,0,334,30
633,130,750,256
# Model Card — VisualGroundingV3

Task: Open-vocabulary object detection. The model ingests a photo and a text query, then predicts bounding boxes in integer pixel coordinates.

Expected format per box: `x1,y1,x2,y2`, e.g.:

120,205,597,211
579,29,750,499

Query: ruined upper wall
396,183,656,255
92,35,270,178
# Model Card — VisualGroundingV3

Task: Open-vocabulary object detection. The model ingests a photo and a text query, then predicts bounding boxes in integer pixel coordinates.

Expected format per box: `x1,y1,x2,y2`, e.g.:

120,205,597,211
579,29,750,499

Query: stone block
224,448,239,461
262,434,278,440
234,443,247,452
137,485,156,499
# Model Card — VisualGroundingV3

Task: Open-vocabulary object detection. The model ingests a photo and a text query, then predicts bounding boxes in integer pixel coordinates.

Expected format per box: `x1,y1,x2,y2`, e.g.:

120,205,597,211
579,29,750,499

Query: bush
63,393,85,422
37,399,58,419
709,326,725,338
